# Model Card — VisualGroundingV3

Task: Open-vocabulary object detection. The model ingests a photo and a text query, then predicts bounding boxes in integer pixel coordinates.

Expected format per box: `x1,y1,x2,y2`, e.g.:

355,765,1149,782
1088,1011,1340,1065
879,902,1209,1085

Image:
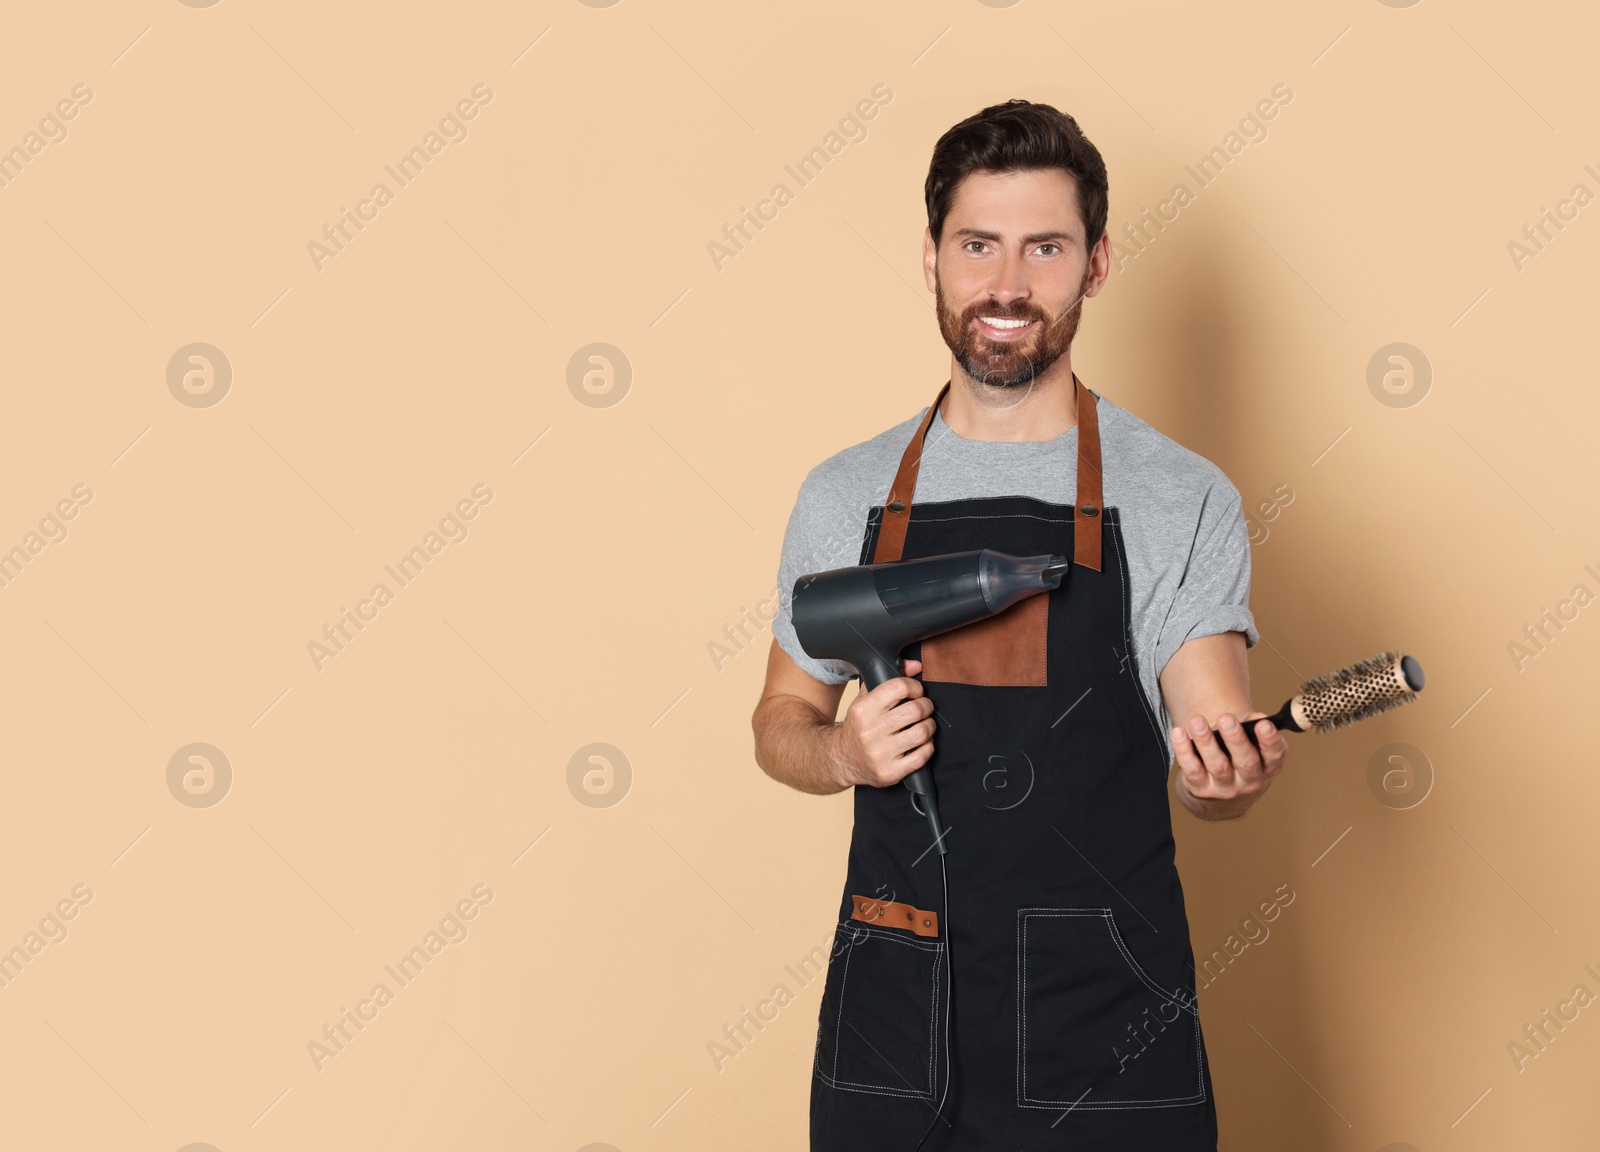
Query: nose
986,249,1030,311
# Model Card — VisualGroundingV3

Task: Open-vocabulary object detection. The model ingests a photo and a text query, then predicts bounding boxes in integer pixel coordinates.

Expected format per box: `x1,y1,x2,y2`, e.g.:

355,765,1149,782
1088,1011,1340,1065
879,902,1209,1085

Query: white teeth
979,316,1032,329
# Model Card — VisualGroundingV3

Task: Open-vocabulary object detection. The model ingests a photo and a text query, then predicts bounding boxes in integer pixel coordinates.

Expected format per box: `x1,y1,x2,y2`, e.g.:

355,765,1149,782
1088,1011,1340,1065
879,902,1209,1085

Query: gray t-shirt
772,388,1259,766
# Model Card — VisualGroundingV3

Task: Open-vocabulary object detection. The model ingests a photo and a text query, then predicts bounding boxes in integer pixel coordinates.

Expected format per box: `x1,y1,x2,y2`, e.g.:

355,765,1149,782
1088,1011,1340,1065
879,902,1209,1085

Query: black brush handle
1206,699,1300,747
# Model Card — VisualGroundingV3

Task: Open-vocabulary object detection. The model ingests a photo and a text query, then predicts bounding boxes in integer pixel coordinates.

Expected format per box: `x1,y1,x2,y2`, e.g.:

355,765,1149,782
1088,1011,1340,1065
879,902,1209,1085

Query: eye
1036,243,1060,256
964,240,988,254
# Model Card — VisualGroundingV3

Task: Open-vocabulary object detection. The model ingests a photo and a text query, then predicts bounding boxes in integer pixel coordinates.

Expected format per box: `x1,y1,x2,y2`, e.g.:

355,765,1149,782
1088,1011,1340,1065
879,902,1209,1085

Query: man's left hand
1171,711,1287,818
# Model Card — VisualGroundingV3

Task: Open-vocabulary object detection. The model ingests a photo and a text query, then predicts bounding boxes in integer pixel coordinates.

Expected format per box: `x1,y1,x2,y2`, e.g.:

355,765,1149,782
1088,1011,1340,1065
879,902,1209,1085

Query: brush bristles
1296,650,1417,733
1298,650,1398,696
1315,689,1417,733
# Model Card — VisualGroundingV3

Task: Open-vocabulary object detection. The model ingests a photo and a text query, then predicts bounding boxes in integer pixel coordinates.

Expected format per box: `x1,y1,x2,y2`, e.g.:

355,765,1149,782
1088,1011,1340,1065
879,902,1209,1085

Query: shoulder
796,406,923,508
1096,392,1242,507
778,406,922,571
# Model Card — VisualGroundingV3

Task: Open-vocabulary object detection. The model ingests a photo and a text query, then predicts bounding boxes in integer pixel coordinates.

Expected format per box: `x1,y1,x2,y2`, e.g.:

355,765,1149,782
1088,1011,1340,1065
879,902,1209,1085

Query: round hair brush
1228,651,1425,747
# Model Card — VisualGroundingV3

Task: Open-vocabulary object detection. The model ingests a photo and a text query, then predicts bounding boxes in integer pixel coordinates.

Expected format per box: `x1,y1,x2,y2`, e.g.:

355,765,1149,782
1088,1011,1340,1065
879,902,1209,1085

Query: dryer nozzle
983,551,1069,613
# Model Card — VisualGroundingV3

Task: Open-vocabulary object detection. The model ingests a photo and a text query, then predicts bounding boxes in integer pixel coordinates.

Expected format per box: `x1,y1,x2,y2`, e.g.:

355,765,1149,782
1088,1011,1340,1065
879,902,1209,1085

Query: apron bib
810,375,1217,1150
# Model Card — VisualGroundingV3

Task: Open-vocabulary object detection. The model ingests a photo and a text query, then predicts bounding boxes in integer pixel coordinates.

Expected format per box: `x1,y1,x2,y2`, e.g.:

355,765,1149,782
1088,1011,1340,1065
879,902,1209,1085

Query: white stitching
829,924,856,1082
1016,908,1207,1110
1017,906,1026,1108
813,921,945,1099
1101,911,1197,1016
876,493,1083,515
929,925,942,1093
1018,909,1204,1110
1018,908,1204,1109
1112,512,1168,770
902,511,1078,526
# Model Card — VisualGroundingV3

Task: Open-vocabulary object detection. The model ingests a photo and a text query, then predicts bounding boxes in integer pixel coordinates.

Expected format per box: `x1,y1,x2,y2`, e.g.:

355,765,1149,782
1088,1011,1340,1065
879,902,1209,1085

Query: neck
939,356,1078,442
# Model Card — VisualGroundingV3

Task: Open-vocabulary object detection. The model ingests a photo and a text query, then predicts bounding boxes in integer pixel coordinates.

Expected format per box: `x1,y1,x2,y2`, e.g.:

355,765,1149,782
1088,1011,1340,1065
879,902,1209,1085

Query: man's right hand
829,658,937,789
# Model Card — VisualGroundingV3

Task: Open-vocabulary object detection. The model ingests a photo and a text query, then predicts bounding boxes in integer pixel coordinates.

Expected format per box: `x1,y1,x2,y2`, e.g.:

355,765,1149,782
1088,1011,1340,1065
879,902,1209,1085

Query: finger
1170,726,1210,793
890,702,934,739
1186,714,1234,785
890,739,934,781
1235,707,1286,777
1215,713,1262,786
896,671,925,699
887,695,934,732
902,658,923,677
870,675,917,710
895,717,936,755
1252,718,1285,777
1236,711,1282,776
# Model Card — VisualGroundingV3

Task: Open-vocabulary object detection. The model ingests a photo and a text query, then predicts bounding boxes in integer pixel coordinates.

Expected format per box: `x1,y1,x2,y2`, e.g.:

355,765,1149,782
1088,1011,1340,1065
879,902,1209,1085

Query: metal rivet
922,918,932,927
1080,503,1099,517
888,500,906,513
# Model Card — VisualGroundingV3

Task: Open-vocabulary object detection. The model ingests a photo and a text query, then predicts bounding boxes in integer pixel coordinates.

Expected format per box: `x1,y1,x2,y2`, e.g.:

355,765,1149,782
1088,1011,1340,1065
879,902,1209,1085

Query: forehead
945,168,1083,240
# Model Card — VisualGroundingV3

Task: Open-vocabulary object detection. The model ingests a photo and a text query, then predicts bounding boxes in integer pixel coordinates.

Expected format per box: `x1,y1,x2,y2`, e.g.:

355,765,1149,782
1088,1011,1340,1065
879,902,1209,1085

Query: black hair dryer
790,549,1068,854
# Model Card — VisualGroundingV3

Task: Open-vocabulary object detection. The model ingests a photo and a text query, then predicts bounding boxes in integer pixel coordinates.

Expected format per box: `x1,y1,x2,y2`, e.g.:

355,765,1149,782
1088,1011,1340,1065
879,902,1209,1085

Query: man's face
924,168,1106,391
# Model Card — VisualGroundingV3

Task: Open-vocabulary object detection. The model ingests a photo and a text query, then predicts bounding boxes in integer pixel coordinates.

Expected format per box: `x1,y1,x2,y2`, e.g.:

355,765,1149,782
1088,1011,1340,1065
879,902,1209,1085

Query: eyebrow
950,228,1076,245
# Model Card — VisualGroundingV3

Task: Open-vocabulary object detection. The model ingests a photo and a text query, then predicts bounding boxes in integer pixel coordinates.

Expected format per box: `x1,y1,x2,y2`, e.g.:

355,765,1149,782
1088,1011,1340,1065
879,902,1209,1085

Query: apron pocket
814,921,945,1099
1017,908,1204,1110
920,591,1048,686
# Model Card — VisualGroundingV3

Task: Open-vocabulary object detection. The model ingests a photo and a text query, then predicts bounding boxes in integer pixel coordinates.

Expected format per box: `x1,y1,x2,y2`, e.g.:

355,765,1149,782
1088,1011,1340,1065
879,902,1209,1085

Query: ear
1083,228,1112,300
922,227,938,293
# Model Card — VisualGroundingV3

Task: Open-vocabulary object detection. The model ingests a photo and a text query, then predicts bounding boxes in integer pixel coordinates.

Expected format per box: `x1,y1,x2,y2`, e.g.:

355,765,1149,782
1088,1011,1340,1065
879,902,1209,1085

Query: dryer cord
913,851,953,1151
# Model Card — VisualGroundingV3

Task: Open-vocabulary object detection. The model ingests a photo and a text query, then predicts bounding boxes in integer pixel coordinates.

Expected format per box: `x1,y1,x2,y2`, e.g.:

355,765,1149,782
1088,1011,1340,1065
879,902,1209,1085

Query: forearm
753,695,850,796
1159,632,1288,820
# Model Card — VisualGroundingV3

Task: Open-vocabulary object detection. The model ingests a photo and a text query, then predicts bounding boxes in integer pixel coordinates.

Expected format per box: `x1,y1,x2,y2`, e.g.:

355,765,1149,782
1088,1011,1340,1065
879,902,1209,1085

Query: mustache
960,281,1093,333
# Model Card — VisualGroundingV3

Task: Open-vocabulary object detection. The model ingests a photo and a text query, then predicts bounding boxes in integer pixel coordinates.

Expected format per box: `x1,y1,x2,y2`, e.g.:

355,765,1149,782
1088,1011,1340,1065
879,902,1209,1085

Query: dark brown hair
924,99,1108,250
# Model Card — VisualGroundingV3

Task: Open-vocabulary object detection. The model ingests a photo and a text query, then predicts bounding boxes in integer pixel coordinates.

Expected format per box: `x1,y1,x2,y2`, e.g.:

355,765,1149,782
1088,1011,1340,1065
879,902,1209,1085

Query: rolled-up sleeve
1152,483,1258,681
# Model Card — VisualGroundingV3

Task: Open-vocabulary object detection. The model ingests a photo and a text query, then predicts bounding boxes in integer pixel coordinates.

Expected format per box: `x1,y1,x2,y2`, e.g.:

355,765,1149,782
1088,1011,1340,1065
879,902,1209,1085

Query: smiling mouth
974,315,1037,341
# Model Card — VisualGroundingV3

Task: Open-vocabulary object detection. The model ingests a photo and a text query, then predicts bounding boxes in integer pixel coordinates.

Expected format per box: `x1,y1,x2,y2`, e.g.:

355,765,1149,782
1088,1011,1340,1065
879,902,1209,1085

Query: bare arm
1158,630,1288,821
751,639,935,796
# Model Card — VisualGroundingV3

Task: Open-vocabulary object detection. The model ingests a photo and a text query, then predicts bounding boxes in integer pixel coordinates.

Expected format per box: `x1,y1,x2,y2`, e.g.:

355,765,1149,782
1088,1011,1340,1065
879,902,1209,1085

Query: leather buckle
850,895,940,938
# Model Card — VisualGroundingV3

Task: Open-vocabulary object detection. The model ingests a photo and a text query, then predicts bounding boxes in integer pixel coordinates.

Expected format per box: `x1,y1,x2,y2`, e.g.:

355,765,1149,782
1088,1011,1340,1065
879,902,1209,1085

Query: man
751,100,1287,1150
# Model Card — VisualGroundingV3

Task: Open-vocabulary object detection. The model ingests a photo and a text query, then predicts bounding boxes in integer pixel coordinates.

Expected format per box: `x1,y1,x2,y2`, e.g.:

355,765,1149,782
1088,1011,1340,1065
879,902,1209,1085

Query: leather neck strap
869,373,1103,571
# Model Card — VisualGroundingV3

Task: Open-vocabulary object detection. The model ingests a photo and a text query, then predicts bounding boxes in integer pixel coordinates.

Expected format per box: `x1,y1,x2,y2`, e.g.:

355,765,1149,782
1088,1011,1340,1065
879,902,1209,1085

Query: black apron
810,375,1217,1150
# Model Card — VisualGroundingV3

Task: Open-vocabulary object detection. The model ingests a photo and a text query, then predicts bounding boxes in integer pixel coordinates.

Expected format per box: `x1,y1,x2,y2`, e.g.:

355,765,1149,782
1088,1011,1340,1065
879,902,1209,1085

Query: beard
935,263,1093,391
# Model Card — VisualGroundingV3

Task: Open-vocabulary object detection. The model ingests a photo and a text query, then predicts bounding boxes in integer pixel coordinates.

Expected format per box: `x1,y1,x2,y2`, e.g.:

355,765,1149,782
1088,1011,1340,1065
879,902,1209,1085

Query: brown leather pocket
920,594,1048,686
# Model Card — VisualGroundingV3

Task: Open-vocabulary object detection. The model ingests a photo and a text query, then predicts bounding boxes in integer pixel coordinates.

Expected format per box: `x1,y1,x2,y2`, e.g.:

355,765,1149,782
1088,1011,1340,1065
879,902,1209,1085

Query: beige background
1,0,1596,1149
